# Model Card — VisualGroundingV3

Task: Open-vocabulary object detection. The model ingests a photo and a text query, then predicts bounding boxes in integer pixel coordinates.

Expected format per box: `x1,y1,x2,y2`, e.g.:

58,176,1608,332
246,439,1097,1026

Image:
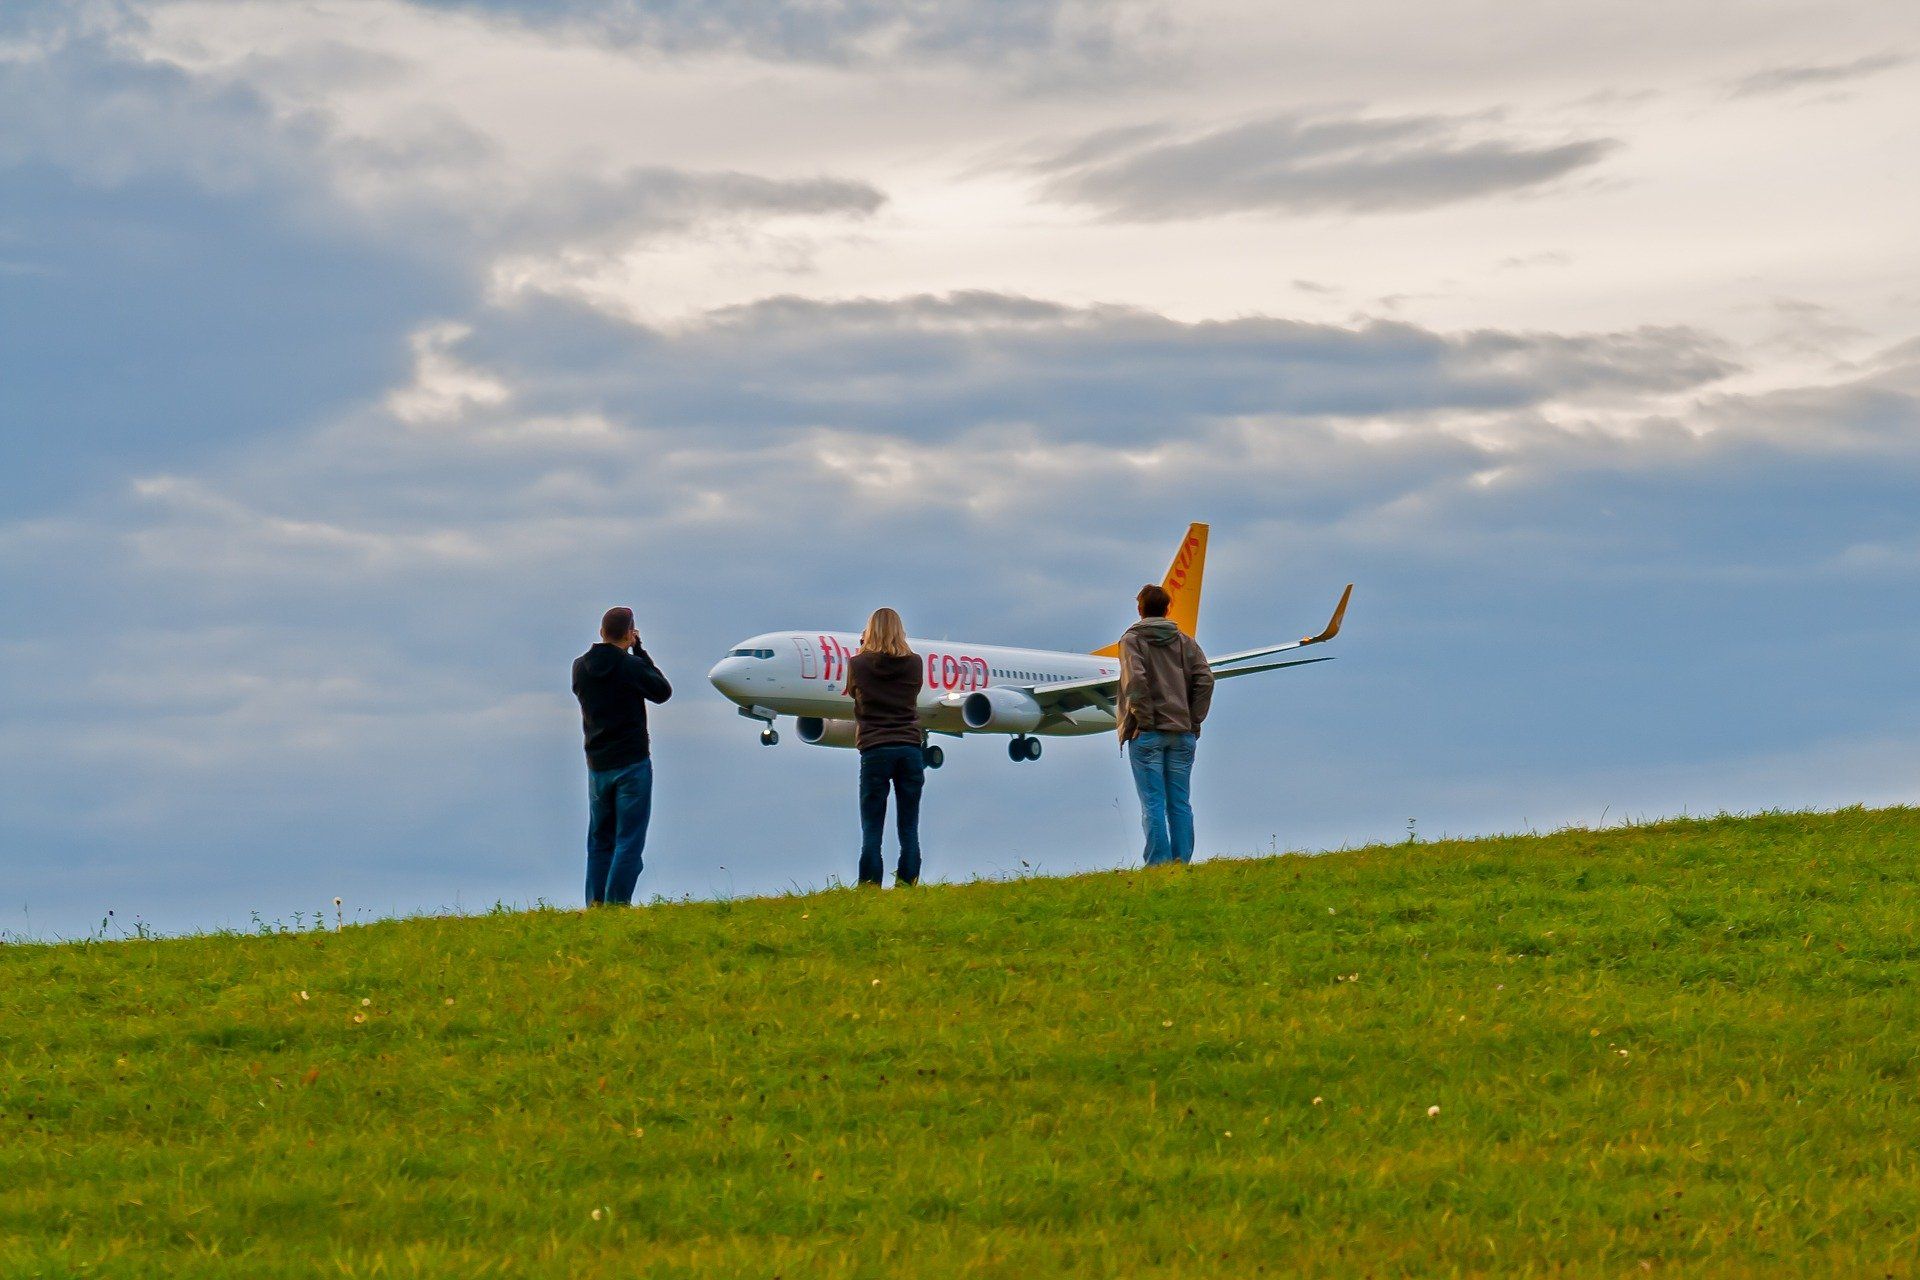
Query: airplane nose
708,657,747,698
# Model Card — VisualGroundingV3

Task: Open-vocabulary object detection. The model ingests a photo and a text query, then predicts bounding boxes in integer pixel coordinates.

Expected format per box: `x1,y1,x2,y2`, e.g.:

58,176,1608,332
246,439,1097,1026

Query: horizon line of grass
3,800,1888,951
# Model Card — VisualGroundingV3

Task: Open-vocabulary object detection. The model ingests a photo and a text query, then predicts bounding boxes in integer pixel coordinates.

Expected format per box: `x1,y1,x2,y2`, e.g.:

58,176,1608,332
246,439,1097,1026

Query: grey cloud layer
1,19,885,260
1034,112,1618,219
402,0,1136,69
446,291,1733,443
453,166,885,254
1729,52,1909,97
0,15,887,516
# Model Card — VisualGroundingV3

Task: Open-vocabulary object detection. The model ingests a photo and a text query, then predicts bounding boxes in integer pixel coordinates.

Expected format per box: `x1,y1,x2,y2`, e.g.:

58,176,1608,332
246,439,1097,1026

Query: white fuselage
707,632,1118,736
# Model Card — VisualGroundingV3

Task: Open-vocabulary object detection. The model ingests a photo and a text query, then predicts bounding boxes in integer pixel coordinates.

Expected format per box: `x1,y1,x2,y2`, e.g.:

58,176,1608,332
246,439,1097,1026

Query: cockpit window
729,647,776,659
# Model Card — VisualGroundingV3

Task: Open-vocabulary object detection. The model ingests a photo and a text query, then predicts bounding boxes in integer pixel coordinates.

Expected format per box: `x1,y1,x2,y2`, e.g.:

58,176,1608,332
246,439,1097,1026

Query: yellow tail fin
1094,522,1209,655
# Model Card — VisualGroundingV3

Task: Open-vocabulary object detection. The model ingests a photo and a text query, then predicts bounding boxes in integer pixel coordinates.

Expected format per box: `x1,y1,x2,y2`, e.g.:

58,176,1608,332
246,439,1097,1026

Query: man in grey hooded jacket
1116,584,1215,865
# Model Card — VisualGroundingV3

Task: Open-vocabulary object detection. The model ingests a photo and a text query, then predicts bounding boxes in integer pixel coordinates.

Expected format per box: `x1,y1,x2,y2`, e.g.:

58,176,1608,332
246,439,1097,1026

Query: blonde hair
860,607,913,658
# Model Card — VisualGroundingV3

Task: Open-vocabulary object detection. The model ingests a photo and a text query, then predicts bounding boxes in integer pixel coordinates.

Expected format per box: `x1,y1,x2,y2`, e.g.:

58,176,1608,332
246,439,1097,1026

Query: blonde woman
844,607,926,886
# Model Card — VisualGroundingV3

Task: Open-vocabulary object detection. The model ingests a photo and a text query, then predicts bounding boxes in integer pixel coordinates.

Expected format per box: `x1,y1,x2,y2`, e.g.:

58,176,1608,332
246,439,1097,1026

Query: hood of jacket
1126,618,1185,647
579,642,629,677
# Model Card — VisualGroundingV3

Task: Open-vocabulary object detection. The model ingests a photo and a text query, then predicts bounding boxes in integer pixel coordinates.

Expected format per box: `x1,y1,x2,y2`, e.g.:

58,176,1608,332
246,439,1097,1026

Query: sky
2,0,1917,938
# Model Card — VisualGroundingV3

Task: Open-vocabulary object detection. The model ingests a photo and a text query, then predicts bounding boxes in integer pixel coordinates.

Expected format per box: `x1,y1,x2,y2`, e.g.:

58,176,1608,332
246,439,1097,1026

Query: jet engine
795,717,859,748
961,687,1043,733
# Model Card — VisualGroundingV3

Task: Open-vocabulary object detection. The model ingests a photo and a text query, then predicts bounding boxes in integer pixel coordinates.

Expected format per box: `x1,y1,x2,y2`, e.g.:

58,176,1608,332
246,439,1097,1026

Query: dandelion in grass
870,979,880,986
1162,1020,1173,1028
444,997,454,1006
1312,1097,1323,1106
591,1208,603,1221
1428,1105,1441,1117
361,998,371,1007
298,991,309,1001
353,1013,366,1024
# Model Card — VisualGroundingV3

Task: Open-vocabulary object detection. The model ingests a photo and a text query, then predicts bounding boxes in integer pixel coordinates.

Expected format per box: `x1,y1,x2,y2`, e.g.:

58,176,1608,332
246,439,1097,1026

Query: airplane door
794,637,818,680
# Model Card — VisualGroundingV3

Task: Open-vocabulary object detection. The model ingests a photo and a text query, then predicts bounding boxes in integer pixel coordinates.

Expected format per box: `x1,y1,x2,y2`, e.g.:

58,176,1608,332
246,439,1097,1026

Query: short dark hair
1137,584,1171,617
600,606,635,642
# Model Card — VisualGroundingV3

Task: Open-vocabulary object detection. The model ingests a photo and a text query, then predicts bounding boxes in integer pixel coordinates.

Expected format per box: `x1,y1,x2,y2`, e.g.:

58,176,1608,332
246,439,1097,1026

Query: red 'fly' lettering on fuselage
804,637,987,693
815,635,854,682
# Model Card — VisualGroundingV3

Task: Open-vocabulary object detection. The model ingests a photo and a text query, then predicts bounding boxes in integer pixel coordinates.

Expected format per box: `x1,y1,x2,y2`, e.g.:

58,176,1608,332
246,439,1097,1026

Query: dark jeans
858,745,925,886
586,757,652,905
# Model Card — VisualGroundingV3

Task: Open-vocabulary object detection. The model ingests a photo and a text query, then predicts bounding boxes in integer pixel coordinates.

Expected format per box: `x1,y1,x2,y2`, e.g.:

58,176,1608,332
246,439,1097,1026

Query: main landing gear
1008,735,1042,763
923,742,945,770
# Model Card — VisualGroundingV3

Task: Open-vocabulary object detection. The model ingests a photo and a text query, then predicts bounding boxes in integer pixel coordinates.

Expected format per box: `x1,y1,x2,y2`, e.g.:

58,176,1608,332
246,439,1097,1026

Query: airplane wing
1206,583,1352,668
1001,584,1353,725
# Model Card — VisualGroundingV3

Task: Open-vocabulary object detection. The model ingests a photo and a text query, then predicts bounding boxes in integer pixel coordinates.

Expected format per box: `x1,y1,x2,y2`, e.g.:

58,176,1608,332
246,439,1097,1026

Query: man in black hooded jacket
572,606,673,905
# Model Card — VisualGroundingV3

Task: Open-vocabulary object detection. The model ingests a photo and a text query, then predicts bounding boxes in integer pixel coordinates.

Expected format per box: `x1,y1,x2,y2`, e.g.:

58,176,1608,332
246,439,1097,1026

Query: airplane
706,523,1351,767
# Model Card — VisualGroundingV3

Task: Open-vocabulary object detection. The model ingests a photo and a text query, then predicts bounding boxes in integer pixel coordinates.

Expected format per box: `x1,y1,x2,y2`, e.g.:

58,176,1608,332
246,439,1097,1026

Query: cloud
464,167,885,256
438,291,1734,446
0,19,886,517
1729,52,1909,98
0,39,470,517
1031,110,1618,219
397,0,1145,71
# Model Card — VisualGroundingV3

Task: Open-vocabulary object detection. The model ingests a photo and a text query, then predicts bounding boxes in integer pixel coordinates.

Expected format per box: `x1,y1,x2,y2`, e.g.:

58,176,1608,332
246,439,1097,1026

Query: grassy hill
5,807,1920,1277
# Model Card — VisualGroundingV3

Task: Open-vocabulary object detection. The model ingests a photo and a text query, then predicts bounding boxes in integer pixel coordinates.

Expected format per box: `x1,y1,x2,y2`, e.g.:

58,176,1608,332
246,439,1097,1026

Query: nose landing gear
738,704,780,746
1009,736,1042,762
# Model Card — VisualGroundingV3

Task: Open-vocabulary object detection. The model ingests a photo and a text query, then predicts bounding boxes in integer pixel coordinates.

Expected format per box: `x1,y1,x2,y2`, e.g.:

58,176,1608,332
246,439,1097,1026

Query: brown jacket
1116,619,1214,742
847,650,925,751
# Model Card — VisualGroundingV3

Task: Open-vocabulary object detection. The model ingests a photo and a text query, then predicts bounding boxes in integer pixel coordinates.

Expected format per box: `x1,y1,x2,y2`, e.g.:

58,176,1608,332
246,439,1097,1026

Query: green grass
6,807,1920,1277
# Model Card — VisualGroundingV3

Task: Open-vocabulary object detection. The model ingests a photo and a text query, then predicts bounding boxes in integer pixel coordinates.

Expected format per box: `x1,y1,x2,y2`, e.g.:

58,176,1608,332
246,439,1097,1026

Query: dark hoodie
1116,618,1214,741
572,642,673,771
846,650,925,751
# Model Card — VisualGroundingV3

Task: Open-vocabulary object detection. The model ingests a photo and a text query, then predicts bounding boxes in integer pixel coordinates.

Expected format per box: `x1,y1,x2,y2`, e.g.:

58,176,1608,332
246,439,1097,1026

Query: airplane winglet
1301,584,1353,645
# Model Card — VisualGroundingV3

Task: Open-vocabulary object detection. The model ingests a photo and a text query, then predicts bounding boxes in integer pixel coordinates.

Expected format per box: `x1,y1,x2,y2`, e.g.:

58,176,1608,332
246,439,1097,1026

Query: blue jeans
859,745,925,886
586,757,652,905
1128,731,1197,865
